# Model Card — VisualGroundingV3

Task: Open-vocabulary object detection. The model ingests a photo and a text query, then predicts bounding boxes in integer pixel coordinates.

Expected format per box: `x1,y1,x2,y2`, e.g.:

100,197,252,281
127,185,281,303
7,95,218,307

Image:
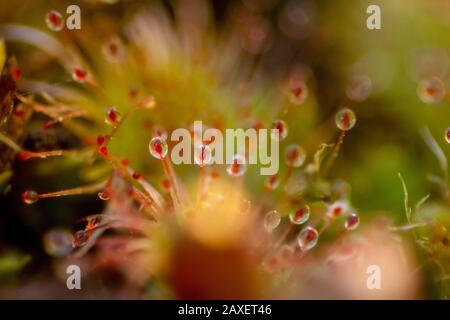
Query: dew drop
297,226,319,251
21,190,39,204
43,228,73,257
194,144,212,167
265,175,280,191
149,136,168,160
264,210,281,232
285,144,306,167
271,120,288,141
227,154,247,177
335,108,356,131
72,68,87,83
326,201,349,219
289,82,308,105
102,36,126,63
132,171,142,180
46,10,64,31
445,127,450,144
105,107,122,126
418,77,446,104
345,213,360,231
289,205,310,225
98,189,111,201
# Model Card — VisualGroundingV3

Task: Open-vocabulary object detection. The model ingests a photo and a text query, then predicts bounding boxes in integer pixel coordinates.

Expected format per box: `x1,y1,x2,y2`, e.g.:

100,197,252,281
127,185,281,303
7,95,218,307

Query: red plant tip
72,68,88,83
10,67,21,81
21,190,39,204
162,178,171,190
97,146,108,157
132,171,142,180
97,135,106,146
42,120,55,130
13,108,25,118
16,150,34,161
210,171,220,179
121,158,130,167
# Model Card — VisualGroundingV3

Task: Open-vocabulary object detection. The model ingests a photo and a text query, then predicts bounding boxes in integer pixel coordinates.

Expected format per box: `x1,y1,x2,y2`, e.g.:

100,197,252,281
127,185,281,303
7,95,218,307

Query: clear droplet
445,127,450,144
43,228,73,257
72,68,87,83
297,226,319,251
335,108,356,131
265,175,280,191
264,210,281,232
289,205,310,225
98,189,111,201
46,10,64,31
149,136,168,160
326,201,349,219
418,77,446,104
285,144,306,167
104,107,122,126
227,154,247,177
21,190,38,204
271,120,288,141
345,213,360,231
194,144,212,167
289,82,308,105
102,36,126,63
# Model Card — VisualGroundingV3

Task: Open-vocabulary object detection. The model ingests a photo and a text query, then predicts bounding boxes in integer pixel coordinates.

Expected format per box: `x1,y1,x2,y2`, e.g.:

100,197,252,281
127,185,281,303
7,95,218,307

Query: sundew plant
0,0,449,300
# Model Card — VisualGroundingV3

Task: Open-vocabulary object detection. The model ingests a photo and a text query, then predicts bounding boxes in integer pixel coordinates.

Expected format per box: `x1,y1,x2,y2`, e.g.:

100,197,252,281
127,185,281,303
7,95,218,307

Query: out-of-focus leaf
0,38,5,71
0,169,12,193
0,251,31,278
